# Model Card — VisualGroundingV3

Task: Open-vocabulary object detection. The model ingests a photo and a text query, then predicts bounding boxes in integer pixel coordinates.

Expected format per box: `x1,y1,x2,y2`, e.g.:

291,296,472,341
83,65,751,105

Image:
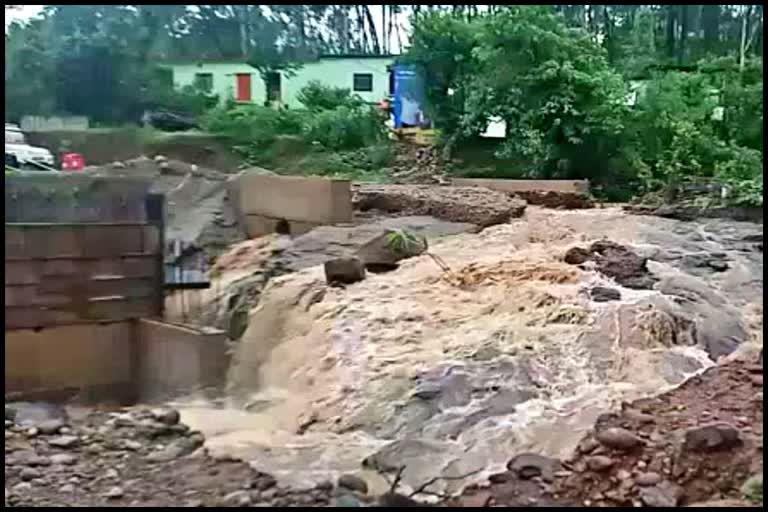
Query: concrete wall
5,322,135,403
230,173,353,237
5,223,162,329
451,178,590,195
170,56,393,108
170,62,266,106
21,116,89,132
281,57,392,107
135,319,229,402
5,320,229,404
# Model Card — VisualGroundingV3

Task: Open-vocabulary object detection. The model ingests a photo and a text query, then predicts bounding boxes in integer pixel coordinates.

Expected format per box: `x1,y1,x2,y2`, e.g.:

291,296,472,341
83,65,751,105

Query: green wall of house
170,62,266,106
169,56,394,108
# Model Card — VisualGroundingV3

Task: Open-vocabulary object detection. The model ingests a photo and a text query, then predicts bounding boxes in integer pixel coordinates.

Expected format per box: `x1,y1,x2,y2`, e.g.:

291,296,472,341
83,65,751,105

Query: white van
5,123,56,167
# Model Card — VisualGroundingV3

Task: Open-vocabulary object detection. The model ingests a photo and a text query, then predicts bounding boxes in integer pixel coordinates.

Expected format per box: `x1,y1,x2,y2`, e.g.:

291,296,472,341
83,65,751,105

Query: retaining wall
5,322,135,403
229,174,353,237
5,320,228,404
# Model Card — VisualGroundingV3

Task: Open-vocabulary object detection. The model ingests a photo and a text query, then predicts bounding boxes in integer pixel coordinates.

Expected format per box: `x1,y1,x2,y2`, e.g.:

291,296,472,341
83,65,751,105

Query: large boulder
324,257,366,285
355,230,427,270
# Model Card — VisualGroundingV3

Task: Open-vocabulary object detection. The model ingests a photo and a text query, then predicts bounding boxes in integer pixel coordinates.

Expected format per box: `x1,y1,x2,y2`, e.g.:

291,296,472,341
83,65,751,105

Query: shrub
201,104,306,147
297,81,365,111
715,146,763,206
302,106,387,150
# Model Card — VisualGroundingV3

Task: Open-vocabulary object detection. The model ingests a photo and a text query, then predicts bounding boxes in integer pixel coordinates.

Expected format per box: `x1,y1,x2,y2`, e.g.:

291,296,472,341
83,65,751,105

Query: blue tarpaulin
393,64,428,128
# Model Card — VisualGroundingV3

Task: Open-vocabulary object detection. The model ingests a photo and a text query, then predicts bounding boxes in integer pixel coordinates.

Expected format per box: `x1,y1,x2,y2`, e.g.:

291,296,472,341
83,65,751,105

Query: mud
353,184,527,228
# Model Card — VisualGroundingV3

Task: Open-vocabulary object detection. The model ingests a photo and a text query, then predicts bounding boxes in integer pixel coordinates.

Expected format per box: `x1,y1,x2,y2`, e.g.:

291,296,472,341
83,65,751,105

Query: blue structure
392,64,428,128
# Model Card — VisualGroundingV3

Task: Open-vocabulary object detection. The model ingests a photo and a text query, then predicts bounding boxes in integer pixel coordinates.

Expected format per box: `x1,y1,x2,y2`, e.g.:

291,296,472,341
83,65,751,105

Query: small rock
25,427,39,437
151,408,181,426
586,455,614,472
12,482,32,493
50,453,78,466
123,440,142,451
683,424,741,453
104,486,124,500
254,475,277,491
324,257,366,285
154,155,168,163
636,472,662,487
338,474,368,495
488,471,514,483
315,480,334,492
616,469,632,481
59,484,75,493
48,435,79,448
590,286,621,302
578,437,600,454
20,467,41,481
625,410,655,424
334,493,364,507
259,488,276,500
640,480,683,507
105,468,120,479
223,490,252,507
596,428,643,451
36,419,65,435
507,453,559,482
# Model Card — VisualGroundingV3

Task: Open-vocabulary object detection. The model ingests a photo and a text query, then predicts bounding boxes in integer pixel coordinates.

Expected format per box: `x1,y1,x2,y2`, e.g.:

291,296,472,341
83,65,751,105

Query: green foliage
386,229,425,256
296,81,364,111
715,146,763,206
405,12,478,132
201,104,306,147
303,106,387,151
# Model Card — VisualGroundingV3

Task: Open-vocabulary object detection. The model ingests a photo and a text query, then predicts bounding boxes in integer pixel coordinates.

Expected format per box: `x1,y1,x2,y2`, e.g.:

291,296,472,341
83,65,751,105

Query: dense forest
4,5,764,204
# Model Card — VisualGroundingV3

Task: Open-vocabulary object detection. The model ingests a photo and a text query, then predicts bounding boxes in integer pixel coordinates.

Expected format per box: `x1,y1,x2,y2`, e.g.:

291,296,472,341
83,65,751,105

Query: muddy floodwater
166,207,762,497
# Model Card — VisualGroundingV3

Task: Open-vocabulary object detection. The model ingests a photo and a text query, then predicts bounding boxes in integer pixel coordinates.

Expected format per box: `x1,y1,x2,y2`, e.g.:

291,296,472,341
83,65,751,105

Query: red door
236,74,252,102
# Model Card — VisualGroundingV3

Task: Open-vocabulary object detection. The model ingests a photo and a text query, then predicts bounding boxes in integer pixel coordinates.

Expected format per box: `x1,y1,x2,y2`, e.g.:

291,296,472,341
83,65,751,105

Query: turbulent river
166,207,762,497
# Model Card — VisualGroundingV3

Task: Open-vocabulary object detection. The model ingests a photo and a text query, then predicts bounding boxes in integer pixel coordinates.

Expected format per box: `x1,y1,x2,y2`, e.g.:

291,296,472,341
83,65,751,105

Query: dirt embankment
453,350,763,507
353,184,527,228
28,129,242,172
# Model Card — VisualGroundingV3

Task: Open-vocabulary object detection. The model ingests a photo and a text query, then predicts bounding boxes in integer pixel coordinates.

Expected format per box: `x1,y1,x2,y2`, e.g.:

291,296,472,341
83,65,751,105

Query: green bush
715,146,763,206
302,106,387,150
296,81,365,111
201,104,306,147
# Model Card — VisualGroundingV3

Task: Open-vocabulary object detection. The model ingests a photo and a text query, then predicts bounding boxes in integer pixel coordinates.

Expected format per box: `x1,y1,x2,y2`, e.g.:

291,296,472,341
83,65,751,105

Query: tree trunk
702,4,720,54
678,5,688,64
666,5,677,59
364,6,380,54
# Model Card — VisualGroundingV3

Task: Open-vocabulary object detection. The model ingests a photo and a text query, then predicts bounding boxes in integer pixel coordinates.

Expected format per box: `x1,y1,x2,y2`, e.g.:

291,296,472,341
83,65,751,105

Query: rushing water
168,207,763,495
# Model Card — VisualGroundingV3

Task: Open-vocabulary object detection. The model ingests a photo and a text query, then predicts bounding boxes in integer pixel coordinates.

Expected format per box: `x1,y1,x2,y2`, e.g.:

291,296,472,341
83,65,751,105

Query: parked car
4,123,56,168
141,111,198,132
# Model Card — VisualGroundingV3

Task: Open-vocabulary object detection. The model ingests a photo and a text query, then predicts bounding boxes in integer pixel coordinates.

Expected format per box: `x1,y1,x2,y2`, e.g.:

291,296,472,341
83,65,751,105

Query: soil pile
389,142,450,185
452,349,763,507
353,184,527,228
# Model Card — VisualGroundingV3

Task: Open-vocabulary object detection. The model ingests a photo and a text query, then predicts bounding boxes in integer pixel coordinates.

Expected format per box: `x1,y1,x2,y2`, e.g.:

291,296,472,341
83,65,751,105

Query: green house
167,54,395,109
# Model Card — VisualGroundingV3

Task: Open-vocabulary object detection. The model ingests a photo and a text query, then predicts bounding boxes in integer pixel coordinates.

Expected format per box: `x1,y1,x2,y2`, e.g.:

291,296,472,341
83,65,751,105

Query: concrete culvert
275,219,290,235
